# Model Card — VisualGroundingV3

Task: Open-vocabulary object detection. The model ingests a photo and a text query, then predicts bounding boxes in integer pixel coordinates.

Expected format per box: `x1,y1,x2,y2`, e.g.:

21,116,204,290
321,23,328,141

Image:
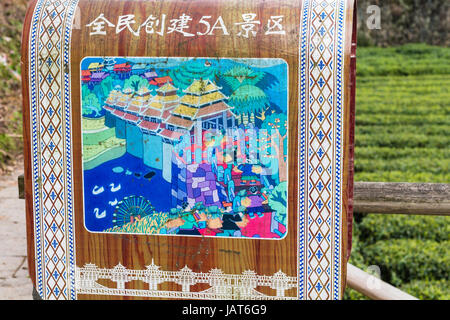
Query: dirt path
0,162,33,300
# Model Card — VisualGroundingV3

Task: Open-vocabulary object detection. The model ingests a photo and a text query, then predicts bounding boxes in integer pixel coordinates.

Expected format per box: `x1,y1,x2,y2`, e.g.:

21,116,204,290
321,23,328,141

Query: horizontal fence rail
353,182,450,216
18,175,450,216
346,264,418,300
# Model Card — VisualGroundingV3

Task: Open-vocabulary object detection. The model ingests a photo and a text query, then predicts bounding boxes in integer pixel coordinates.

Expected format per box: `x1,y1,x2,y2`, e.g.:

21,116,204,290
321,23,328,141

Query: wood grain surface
22,0,357,300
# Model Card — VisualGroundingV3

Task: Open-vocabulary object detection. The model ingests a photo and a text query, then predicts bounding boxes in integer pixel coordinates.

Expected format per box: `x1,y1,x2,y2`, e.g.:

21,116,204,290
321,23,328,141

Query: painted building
132,63,148,75
166,79,236,163
150,76,174,87
102,80,237,189
114,63,132,78
81,70,91,83
142,71,158,82
87,62,104,72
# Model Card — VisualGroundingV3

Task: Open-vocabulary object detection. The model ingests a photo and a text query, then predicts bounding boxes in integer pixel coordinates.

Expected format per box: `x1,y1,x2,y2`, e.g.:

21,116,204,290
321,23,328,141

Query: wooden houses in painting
90,72,109,84
150,76,174,87
142,71,158,82
132,63,148,75
87,62,104,72
81,70,91,83
81,69,109,88
114,63,132,78
102,79,236,182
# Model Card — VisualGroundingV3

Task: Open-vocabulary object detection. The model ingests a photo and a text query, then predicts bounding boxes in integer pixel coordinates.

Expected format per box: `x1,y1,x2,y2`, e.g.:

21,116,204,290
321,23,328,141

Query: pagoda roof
112,109,126,118
157,82,178,93
149,94,179,109
136,86,151,96
115,63,131,68
122,113,140,123
138,120,160,132
196,102,235,119
161,110,172,120
103,105,114,112
91,72,108,80
180,91,227,107
144,71,158,78
81,70,91,77
183,79,221,95
116,102,129,108
105,97,116,105
105,90,121,105
171,104,198,118
131,94,151,103
126,105,143,113
141,108,162,118
159,129,184,141
88,62,104,70
150,76,173,86
166,115,194,130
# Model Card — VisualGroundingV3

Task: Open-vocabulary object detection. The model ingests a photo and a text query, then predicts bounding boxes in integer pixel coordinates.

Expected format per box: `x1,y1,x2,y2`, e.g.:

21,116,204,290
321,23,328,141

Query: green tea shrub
363,239,450,287
357,215,449,245
401,279,450,300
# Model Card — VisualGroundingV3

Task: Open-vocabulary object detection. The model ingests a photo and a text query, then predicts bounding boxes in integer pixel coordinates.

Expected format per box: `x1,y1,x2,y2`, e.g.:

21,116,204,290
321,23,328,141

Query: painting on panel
81,57,289,239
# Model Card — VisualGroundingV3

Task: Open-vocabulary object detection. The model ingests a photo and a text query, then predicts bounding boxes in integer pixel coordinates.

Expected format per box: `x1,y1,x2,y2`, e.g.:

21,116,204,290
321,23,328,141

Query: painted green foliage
261,112,288,181
169,59,216,91
82,84,102,116
268,181,287,225
220,65,272,119
124,75,149,92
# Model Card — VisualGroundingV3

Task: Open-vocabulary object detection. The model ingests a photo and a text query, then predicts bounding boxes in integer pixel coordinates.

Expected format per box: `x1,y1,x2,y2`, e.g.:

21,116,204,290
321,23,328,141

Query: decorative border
79,56,290,241
75,262,298,300
26,0,348,300
298,0,346,300
28,0,79,300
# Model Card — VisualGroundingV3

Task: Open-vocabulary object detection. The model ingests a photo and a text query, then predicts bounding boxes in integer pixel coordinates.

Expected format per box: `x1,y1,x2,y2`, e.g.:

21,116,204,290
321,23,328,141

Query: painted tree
261,112,288,182
82,92,102,117
124,75,149,92
228,85,270,124
268,181,287,226
169,59,217,91
218,65,277,125
91,76,114,106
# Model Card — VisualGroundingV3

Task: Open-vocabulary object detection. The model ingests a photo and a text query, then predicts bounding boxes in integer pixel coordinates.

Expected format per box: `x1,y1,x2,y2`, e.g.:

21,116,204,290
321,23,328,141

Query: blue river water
83,153,172,232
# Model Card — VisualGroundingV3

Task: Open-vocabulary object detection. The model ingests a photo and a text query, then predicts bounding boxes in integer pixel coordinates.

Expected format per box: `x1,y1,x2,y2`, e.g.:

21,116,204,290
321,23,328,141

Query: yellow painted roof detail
88,62,104,70
157,83,178,93
137,86,151,95
172,104,198,118
180,94,199,106
200,91,226,104
149,101,164,109
184,79,220,95
153,94,179,103
181,91,226,106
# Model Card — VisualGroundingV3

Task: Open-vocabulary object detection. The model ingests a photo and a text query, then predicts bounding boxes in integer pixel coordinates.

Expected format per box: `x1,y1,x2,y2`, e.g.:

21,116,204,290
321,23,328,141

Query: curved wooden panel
21,0,356,300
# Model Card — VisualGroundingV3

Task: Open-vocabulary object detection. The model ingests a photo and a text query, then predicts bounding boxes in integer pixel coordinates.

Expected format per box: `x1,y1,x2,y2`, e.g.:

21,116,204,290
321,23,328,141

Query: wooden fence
18,175,449,300
349,182,449,300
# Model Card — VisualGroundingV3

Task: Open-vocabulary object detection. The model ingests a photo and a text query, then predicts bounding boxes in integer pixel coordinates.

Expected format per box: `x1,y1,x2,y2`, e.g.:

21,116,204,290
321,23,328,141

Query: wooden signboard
21,0,356,300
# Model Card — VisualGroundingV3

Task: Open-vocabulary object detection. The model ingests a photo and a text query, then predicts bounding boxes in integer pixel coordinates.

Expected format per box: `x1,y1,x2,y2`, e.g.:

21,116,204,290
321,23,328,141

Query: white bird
109,183,121,192
94,208,106,219
109,198,118,206
92,186,104,195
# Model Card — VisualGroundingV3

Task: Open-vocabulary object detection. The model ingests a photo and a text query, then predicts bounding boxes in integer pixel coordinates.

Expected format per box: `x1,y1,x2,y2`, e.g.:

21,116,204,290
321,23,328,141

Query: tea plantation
345,44,450,300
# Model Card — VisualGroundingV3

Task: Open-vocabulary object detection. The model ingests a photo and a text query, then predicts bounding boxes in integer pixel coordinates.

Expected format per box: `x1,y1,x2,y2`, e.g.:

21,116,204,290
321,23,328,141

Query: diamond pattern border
298,0,346,300
27,0,348,300
28,0,79,300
